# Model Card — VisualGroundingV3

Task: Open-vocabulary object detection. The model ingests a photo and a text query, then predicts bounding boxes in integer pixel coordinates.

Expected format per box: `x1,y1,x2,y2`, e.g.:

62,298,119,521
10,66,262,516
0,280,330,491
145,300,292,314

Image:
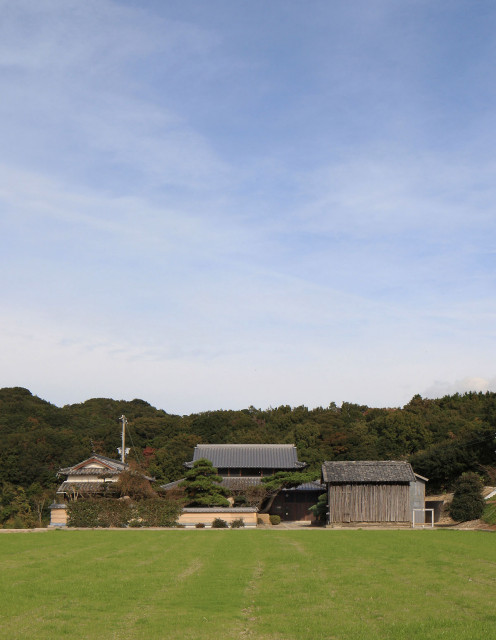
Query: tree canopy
179,459,230,507
0,386,495,516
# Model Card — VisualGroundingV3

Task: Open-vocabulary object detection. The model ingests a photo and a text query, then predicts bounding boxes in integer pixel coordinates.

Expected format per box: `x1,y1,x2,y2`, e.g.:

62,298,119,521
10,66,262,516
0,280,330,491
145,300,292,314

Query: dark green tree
449,472,485,522
260,470,320,513
179,458,230,507
309,493,327,524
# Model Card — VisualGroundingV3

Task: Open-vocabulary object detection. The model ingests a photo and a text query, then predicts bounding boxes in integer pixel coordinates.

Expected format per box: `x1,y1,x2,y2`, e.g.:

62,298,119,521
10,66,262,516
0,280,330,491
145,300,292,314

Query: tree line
0,386,495,525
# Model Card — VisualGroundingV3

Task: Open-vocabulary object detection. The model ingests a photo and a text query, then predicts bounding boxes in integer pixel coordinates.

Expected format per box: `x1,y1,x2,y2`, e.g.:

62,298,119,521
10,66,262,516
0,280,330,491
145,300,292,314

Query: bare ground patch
236,561,264,639
177,558,204,581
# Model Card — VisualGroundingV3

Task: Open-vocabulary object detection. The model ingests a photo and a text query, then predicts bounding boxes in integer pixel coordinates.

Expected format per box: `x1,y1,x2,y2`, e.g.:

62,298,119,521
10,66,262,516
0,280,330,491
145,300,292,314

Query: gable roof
185,444,307,470
58,454,129,476
322,461,416,484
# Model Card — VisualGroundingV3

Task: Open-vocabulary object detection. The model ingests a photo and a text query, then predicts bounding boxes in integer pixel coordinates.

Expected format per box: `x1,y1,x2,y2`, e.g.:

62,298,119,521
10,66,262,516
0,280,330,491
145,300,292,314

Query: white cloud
1,1,496,412
424,376,496,400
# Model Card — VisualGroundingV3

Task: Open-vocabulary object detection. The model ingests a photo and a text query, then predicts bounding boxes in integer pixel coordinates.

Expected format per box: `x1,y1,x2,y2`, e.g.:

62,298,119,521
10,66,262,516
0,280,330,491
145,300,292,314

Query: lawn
0,529,495,639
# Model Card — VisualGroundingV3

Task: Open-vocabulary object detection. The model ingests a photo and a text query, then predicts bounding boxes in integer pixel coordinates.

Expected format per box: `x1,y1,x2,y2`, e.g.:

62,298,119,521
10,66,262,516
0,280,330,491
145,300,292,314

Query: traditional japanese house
163,444,323,522
56,454,132,500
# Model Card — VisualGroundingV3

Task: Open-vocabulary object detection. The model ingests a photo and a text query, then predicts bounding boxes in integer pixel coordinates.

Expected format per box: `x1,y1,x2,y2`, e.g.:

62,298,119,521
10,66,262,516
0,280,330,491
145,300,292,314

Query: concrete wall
49,504,67,527
178,509,258,528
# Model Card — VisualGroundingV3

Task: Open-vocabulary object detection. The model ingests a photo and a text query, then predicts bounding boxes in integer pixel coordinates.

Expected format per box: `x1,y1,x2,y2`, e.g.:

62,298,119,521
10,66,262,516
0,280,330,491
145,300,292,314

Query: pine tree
179,459,230,507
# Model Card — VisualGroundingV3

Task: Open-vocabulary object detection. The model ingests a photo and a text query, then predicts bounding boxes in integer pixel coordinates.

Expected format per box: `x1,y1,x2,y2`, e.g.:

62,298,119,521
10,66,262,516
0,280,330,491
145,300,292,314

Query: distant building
321,460,427,525
56,454,132,500
51,453,154,527
163,444,323,522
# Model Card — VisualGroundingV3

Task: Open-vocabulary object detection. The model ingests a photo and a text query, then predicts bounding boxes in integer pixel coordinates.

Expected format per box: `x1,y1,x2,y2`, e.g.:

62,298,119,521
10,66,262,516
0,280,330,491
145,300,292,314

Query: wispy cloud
1,1,496,411
424,376,496,400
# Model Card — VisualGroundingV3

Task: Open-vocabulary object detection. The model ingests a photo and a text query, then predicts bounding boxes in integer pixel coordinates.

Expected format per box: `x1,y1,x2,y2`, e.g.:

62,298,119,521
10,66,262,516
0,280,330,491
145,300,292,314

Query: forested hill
1,387,495,494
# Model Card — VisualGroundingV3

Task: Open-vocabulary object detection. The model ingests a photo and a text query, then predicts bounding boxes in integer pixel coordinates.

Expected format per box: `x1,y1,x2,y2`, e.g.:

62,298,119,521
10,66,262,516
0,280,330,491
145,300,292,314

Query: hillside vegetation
1,387,495,501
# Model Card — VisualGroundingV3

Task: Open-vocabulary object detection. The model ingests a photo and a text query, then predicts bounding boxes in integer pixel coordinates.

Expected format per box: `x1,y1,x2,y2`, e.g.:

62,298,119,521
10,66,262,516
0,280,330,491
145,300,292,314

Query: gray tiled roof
321,461,415,484
186,444,306,469
59,468,122,477
160,479,183,491
56,481,119,494
161,476,264,491
161,476,320,492
286,480,325,492
58,454,129,475
219,477,265,490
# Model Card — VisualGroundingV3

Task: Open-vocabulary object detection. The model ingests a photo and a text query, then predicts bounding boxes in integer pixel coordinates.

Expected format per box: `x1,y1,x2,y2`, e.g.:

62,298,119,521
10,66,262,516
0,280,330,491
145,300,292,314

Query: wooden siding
328,483,410,523
271,491,319,522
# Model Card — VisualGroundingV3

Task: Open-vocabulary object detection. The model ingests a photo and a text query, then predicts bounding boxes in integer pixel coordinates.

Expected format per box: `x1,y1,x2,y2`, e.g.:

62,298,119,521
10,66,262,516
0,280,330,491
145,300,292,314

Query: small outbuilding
321,461,426,525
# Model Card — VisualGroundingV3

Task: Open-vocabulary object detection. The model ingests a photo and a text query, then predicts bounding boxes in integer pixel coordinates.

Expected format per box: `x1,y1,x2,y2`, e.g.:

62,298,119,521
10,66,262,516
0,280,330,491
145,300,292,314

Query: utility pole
119,415,128,463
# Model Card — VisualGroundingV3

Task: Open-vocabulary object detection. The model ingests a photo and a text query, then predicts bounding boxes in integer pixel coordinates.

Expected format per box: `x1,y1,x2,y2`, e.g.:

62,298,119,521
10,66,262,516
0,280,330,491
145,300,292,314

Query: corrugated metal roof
322,461,415,484
186,444,306,469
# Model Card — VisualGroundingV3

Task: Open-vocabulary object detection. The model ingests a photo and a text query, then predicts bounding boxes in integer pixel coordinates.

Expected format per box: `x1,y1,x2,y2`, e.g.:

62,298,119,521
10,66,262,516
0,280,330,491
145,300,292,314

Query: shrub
134,498,180,527
211,518,228,528
309,493,327,523
67,499,101,527
115,470,157,499
67,497,180,528
230,518,245,528
195,522,205,528
449,472,485,522
269,515,281,525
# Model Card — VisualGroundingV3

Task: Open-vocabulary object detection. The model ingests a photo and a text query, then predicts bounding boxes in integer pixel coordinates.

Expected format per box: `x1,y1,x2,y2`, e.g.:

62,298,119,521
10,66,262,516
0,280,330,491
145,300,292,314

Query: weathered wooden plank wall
328,483,410,523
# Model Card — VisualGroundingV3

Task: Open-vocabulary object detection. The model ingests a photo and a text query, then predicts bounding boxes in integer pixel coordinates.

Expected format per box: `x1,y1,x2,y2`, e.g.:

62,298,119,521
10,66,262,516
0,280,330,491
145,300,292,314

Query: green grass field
0,529,495,640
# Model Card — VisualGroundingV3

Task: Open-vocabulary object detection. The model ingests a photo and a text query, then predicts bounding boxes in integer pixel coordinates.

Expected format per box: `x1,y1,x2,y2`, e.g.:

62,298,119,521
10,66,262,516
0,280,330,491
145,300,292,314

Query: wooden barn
322,461,425,525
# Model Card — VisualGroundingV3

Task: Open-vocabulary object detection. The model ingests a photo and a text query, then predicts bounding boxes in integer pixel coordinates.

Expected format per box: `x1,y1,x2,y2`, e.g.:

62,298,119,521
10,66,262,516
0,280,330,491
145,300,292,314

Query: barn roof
322,461,415,484
185,444,307,470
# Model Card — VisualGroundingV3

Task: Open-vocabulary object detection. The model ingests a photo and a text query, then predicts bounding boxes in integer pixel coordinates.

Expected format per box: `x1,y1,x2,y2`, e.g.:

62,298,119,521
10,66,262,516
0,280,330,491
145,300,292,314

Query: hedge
67,498,181,528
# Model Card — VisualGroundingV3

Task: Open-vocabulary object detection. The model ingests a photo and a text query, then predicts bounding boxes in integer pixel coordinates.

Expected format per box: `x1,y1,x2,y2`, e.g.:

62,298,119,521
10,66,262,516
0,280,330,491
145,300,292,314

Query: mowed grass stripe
0,530,495,639
249,531,496,640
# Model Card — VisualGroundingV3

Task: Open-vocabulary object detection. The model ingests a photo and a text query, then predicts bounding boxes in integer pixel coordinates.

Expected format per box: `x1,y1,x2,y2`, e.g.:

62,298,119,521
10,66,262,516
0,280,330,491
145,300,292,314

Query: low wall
49,503,67,527
178,508,258,528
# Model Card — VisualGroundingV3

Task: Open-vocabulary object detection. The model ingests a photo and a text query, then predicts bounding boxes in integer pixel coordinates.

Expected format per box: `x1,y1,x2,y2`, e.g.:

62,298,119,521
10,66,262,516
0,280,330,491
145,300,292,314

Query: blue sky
1,0,496,413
